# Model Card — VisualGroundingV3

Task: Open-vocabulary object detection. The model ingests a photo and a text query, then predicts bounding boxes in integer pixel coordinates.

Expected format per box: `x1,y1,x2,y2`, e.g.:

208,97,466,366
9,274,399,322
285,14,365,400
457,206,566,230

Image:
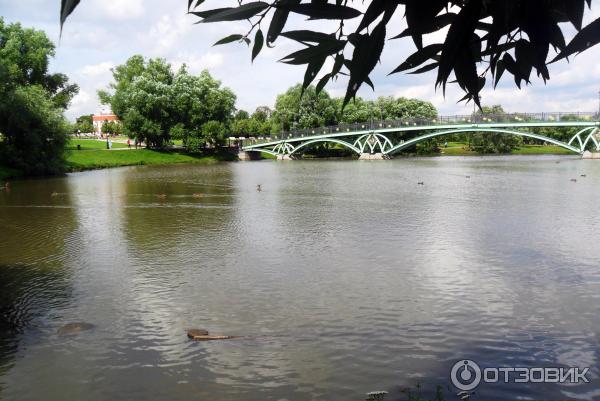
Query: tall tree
0,18,78,175
99,56,236,149
272,84,337,132
252,106,272,122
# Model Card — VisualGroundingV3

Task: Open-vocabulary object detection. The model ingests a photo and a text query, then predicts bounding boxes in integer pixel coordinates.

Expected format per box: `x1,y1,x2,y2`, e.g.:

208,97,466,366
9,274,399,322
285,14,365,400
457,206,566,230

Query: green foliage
230,117,271,137
230,106,272,137
532,114,596,149
269,84,438,135
252,106,272,122
0,165,22,180
416,138,441,155
0,85,70,175
100,56,236,150
465,104,521,153
0,18,78,176
234,110,250,120
74,114,94,134
101,121,122,135
338,96,437,124
201,120,226,146
337,97,374,124
469,132,523,154
271,84,337,131
478,105,506,115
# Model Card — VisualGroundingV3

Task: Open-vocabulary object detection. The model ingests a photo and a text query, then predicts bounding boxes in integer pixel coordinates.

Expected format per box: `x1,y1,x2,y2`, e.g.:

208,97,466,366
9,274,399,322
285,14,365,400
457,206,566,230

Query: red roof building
92,111,120,134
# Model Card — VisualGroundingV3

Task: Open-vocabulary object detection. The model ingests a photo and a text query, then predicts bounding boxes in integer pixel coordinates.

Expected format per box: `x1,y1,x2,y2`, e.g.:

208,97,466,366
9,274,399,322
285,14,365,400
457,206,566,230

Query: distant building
92,110,120,134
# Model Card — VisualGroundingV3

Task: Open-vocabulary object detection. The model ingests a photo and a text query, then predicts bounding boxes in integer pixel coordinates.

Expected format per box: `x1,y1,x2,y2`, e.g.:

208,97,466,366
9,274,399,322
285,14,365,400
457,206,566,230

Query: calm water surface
1,156,599,401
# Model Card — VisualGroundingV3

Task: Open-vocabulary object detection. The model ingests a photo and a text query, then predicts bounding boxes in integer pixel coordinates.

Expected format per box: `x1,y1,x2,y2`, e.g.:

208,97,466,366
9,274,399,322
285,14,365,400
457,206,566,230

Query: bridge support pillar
582,151,600,159
359,153,391,160
238,151,261,161
277,154,297,161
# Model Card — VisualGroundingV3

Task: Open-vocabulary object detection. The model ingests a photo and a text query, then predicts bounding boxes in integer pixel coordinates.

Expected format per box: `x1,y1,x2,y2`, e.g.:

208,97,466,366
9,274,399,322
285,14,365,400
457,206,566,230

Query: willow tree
60,1,600,108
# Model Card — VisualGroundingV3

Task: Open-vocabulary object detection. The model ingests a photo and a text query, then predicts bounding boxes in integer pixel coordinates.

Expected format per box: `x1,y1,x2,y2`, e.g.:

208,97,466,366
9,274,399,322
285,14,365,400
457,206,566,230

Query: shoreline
0,146,579,181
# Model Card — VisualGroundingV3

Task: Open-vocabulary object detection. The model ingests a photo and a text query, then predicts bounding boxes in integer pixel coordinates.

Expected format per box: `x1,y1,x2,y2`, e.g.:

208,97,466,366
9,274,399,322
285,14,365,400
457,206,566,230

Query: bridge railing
243,112,598,146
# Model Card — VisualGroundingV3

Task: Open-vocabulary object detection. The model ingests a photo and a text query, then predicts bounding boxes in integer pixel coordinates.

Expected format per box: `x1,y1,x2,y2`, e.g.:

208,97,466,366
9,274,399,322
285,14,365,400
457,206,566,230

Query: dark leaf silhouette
59,0,600,108
213,34,244,46
199,2,269,23
252,29,264,61
59,0,80,34
553,17,600,62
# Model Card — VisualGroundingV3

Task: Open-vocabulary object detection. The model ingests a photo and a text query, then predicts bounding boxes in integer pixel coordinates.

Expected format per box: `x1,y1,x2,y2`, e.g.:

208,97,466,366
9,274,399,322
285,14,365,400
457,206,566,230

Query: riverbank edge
65,149,238,172
0,149,238,180
0,147,577,181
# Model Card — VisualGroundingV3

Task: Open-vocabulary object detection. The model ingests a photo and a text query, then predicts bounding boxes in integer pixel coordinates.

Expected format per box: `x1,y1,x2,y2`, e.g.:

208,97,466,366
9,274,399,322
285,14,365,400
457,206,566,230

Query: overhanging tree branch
60,0,600,108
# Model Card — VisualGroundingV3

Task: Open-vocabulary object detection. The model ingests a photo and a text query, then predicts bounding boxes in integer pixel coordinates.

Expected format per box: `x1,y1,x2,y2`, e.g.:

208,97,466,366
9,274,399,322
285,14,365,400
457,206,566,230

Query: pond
0,156,599,401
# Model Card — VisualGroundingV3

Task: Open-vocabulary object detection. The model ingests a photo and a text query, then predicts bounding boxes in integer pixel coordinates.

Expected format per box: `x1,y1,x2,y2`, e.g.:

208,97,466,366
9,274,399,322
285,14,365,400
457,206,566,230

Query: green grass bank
437,143,572,156
65,148,236,172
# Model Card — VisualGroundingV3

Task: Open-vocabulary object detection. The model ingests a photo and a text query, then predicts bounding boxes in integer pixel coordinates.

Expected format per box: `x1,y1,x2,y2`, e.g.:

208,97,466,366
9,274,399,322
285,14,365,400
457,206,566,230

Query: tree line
0,19,440,176
3,18,591,178
78,54,438,152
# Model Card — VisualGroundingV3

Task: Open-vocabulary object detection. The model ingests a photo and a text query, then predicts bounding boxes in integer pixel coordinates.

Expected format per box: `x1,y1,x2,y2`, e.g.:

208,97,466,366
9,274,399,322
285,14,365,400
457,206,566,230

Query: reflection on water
0,177,78,397
0,157,599,401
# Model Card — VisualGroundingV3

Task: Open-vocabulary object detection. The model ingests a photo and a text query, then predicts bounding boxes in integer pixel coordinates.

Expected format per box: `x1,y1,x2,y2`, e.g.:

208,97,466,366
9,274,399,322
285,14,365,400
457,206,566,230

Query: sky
2,0,600,121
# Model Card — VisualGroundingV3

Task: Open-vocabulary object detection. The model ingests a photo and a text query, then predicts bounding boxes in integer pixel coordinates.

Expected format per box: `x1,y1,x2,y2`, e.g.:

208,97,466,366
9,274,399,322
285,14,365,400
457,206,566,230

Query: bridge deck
241,113,600,157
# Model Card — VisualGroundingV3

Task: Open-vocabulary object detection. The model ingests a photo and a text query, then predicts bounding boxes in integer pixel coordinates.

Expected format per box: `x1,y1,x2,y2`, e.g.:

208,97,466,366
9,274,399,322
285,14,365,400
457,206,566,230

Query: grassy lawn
67,138,128,150
437,142,574,156
65,148,236,171
439,145,478,156
512,144,572,155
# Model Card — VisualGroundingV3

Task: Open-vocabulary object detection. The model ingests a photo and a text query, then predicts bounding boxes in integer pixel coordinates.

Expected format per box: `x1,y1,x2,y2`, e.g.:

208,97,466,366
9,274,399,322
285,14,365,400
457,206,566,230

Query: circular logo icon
450,360,482,391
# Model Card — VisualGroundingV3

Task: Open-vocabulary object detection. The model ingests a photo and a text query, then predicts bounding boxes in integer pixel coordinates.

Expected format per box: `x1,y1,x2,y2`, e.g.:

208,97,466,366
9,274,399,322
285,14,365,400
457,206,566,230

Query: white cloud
86,0,145,20
173,52,225,73
80,62,114,78
68,90,96,119
147,15,193,54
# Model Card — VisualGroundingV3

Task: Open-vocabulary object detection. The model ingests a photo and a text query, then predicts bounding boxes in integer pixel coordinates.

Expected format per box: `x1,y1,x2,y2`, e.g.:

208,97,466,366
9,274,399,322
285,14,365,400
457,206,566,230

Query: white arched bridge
239,112,600,160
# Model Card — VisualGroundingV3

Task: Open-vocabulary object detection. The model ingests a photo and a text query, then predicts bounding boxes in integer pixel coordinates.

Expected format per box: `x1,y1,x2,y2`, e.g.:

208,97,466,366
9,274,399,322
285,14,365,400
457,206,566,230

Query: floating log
190,335,241,341
57,322,95,336
187,328,240,341
187,329,209,338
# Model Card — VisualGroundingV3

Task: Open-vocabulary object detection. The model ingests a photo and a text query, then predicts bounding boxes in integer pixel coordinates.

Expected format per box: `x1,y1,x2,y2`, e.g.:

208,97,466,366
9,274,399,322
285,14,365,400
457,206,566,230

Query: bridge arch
568,127,599,151
289,138,361,156
385,128,583,156
353,133,394,154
